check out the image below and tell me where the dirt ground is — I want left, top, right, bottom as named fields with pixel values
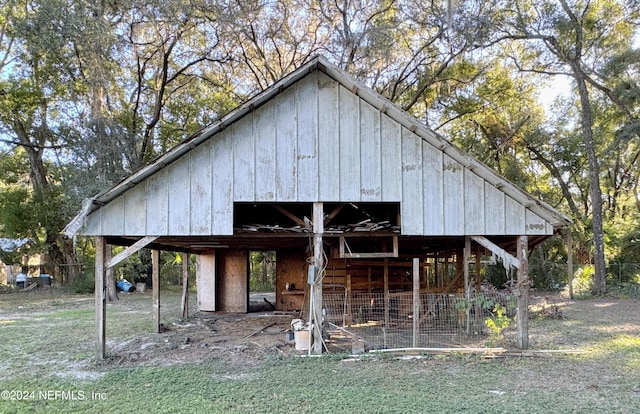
left=1, top=288, right=639, bottom=372
left=92, top=290, right=640, bottom=369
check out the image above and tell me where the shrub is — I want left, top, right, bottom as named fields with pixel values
left=72, top=272, right=94, bottom=294
left=570, top=265, right=594, bottom=299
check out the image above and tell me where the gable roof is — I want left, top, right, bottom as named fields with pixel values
left=64, top=55, right=571, bottom=238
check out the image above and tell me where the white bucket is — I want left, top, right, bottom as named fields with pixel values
left=294, top=329, right=310, bottom=351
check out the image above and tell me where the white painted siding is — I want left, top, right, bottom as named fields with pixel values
left=317, top=71, right=340, bottom=201
left=167, top=154, right=190, bottom=235
left=254, top=104, right=277, bottom=201
left=275, top=87, right=297, bottom=201
left=81, top=71, right=556, bottom=237
left=360, top=101, right=381, bottom=201
left=233, top=117, right=255, bottom=201
left=401, top=126, right=423, bottom=235
left=102, top=195, right=124, bottom=235
left=339, top=85, right=361, bottom=200
left=146, top=168, right=168, bottom=235
left=464, top=169, right=485, bottom=234
left=485, top=183, right=506, bottom=235
left=380, top=115, right=402, bottom=202
left=211, top=130, right=234, bottom=235
left=422, top=141, right=443, bottom=235
left=190, top=140, right=213, bottom=235
left=124, top=183, right=146, bottom=235
left=296, top=75, right=319, bottom=201
left=443, top=154, right=464, bottom=235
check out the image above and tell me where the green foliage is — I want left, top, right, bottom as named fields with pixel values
left=71, top=271, right=95, bottom=294
left=484, top=303, right=511, bottom=342
left=249, top=251, right=276, bottom=292
left=570, top=265, right=595, bottom=299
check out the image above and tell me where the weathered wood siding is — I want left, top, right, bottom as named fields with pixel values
left=83, top=71, right=554, bottom=237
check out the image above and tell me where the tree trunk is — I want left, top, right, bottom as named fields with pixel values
left=573, top=67, right=607, bottom=295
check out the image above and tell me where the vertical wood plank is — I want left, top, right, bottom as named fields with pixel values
left=516, top=236, right=529, bottom=349
left=423, top=141, right=444, bottom=235
left=401, top=127, right=423, bottom=234
left=505, top=196, right=525, bottom=234
left=318, top=72, right=340, bottom=201
left=464, top=170, right=485, bottom=234
left=211, top=132, right=234, bottom=235
left=233, top=117, right=256, bottom=201
left=83, top=210, right=102, bottom=235
left=146, top=168, right=169, bottom=235
left=412, top=257, right=420, bottom=348
left=168, top=154, right=191, bottom=235
left=190, top=140, right=213, bottom=235
left=254, top=104, right=277, bottom=201
left=95, top=236, right=106, bottom=361
left=339, top=85, right=360, bottom=200
left=102, top=195, right=124, bottom=235
left=124, top=183, right=146, bottom=235
left=360, top=101, right=381, bottom=201
left=443, top=154, right=464, bottom=235
left=380, top=115, right=402, bottom=201
left=525, top=210, right=549, bottom=235
left=152, top=249, right=160, bottom=333
left=196, top=252, right=216, bottom=311
left=485, top=183, right=506, bottom=235
left=275, top=88, right=297, bottom=201
left=296, top=75, right=319, bottom=201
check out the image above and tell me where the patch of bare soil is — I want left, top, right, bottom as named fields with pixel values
left=102, top=311, right=301, bottom=369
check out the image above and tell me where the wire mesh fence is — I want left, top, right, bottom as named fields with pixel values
left=323, top=290, right=516, bottom=350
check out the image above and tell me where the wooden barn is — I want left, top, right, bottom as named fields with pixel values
left=65, top=55, right=571, bottom=359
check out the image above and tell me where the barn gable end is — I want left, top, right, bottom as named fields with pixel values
left=74, top=64, right=566, bottom=238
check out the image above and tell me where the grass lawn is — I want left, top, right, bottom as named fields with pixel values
left=1, top=288, right=639, bottom=413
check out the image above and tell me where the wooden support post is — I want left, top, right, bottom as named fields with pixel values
left=95, top=236, right=107, bottom=361
left=464, top=237, right=471, bottom=333
left=516, top=236, right=529, bottom=350
left=474, top=244, right=482, bottom=293
left=312, top=202, right=324, bottom=354
left=412, top=258, right=419, bottom=348
left=181, top=252, right=189, bottom=320
left=384, top=258, right=389, bottom=331
left=474, top=244, right=482, bottom=328
left=566, top=229, right=574, bottom=300
left=105, top=246, right=118, bottom=302
left=345, top=273, right=352, bottom=326
left=152, top=249, right=160, bottom=333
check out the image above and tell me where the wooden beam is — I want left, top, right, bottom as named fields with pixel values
left=464, top=237, right=471, bottom=334
left=273, top=205, right=306, bottom=227
left=324, top=204, right=344, bottom=226
left=516, top=236, right=529, bottom=350
left=338, top=235, right=398, bottom=258
left=470, top=236, right=520, bottom=269
left=95, top=236, right=107, bottom=361
left=106, top=236, right=159, bottom=269
left=412, top=258, right=420, bottom=348
left=105, top=245, right=118, bottom=302
left=181, top=252, right=189, bottom=320
left=312, top=202, right=324, bottom=354
left=152, top=249, right=161, bottom=333
left=384, top=258, right=389, bottom=349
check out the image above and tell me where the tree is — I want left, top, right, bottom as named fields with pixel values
left=499, top=0, right=640, bottom=294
